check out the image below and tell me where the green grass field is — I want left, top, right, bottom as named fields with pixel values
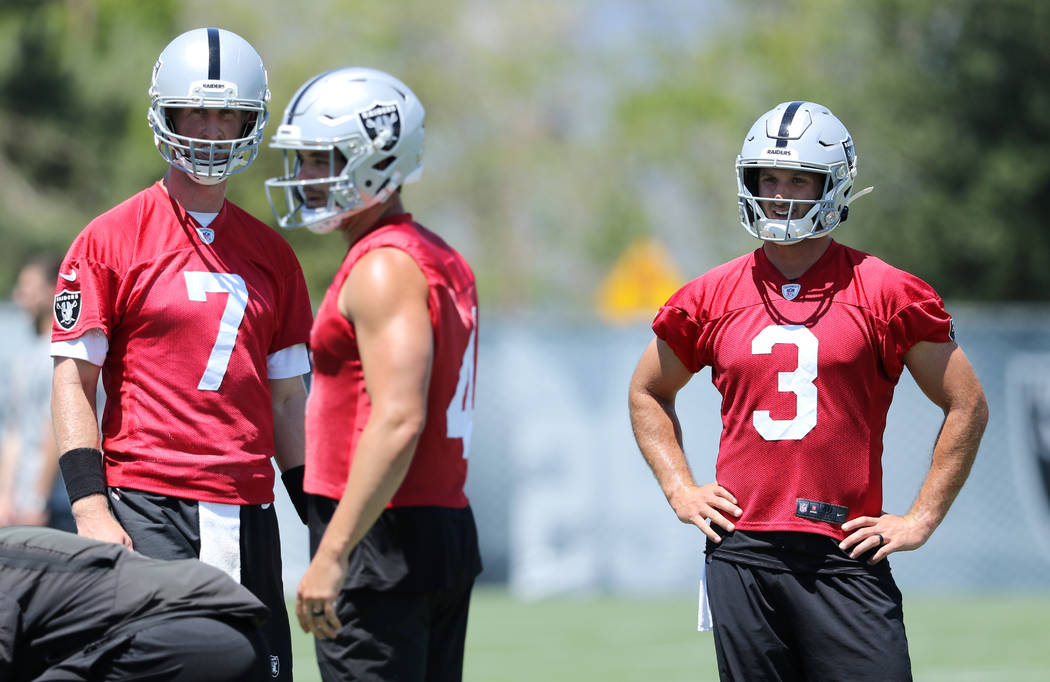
left=289, top=587, right=1050, bottom=681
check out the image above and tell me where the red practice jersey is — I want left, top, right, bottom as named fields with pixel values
left=305, top=215, right=477, bottom=508
left=52, top=182, right=313, bottom=504
left=653, top=241, right=954, bottom=539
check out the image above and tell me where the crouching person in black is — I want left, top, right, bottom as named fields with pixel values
left=0, top=526, right=272, bottom=681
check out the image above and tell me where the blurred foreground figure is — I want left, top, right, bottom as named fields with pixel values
left=267, top=67, right=481, bottom=682
left=628, top=101, right=988, bottom=681
left=0, top=526, right=270, bottom=681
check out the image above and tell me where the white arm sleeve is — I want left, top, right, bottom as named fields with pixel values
left=50, top=328, right=109, bottom=367
left=267, top=343, right=310, bottom=380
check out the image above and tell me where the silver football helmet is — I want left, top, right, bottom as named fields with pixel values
left=265, top=67, right=425, bottom=234
left=147, top=28, right=270, bottom=184
left=736, top=101, right=873, bottom=244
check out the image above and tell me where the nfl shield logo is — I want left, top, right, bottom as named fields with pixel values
left=360, top=102, right=401, bottom=151
left=781, top=283, right=802, bottom=301
left=196, top=227, right=215, bottom=244
left=54, top=290, right=81, bottom=331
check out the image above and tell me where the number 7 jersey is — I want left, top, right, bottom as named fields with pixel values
left=653, top=241, right=954, bottom=539
left=52, top=182, right=314, bottom=504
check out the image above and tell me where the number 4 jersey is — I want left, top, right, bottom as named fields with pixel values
left=654, top=240, right=954, bottom=539
left=52, top=182, right=314, bottom=504
left=305, top=216, right=477, bottom=509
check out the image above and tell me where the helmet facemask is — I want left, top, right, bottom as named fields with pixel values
left=266, top=134, right=399, bottom=234
left=151, top=104, right=267, bottom=184
left=738, top=164, right=849, bottom=243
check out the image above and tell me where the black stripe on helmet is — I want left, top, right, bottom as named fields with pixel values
left=775, top=101, right=804, bottom=148
left=207, top=28, right=220, bottom=80
left=285, top=69, right=339, bottom=124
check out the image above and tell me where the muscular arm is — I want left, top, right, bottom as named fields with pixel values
left=628, top=338, right=741, bottom=542
left=841, top=341, right=988, bottom=561
left=52, top=356, right=131, bottom=547
left=297, top=247, right=433, bottom=637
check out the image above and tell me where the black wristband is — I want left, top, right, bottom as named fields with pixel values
left=281, top=465, right=308, bottom=525
left=59, top=447, right=107, bottom=504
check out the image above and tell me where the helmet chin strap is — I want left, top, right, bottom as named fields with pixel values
left=845, top=185, right=875, bottom=206
left=184, top=170, right=227, bottom=186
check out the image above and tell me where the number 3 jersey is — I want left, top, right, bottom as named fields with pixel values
left=51, top=182, right=314, bottom=504
left=653, top=240, right=954, bottom=539
left=305, top=216, right=477, bottom=509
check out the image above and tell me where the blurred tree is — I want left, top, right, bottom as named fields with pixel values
left=1, top=0, right=1045, bottom=306
left=612, top=0, right=1050, bottom=301
left=0, top=0, right=177, bottom=294
left=860, top=0, right=1050, bottom=300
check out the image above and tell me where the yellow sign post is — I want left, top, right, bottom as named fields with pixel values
left=596, top=238, right=684, bottom=324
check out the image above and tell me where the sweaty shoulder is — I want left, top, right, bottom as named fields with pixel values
left=351, top=218, right=473, bottom=283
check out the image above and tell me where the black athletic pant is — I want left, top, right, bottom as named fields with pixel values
left=705, top=557, right=912, bottom=681
left=37, top=615, right=268, bottom=681
left=315, top=584, right=475, bottom=682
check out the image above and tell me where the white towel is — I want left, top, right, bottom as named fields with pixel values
left=198, top=501, right=242, bottom=583
left=697, top=559, right=714, bottom=632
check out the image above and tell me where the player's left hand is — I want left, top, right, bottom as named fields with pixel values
left=295, top=547, right=347, bottom=640
left=839, top=513, right=928, bottom=564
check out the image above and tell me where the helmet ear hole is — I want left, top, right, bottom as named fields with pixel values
left=240, top=112, right=257, bottom=138
left=743, top=168, right=760, bottom=195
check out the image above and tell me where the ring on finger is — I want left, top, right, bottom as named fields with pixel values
left=875, top=533, right=885, bottom=546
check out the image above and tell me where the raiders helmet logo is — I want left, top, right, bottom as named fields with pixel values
left=781, top=283, right=802, bottom=301
left=843, top=137, right=856, bottom=170
left=359, top=102, right=401, bottom=151
left=54, top=290, right=82, bottom=331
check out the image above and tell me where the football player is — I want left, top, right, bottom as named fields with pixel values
left=628, top=101, right=988, bottom=680
left=50, top=28, right=313, bottom=682
left=266, top=67, right=482, bottom=682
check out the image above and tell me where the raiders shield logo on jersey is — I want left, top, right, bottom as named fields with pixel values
left=360, top=102, right=401, bottom=151
left=54, top=290, right=81, bottom=330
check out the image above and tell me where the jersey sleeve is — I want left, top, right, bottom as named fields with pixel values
left=652, top=304, right=705, bottom=373
left=51, top=247, right=120, bottom=343
left=269, top=264, right=314, bottom=355
left=880, top=292, right=954, bottom=379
